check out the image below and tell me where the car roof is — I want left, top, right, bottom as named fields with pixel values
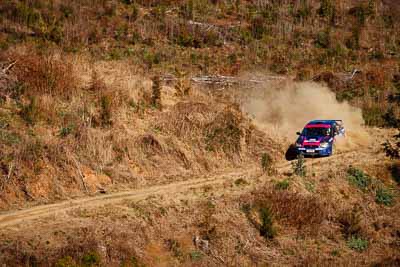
left=307, top=120, right=336, bottom=126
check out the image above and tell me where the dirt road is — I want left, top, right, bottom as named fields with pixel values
left=0, top=148, right=375, bottom=229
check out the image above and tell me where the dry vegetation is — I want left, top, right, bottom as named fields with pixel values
left=0, top=0, right=400, bottom=266
left=1, top=0, right=399, bottom=122
left=0, top=160, right=399, bottom=266
left=0, top=48, right=281, bottom=210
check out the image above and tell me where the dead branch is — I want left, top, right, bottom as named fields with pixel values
left=70, top=156, right=89, bottom=194
left=162, top=74, right=284, bottom=86
left=1, top=61, right=17, bottom=74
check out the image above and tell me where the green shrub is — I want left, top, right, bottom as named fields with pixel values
left=81, top=251, right=101, bottom=266
left=275, top=179, right=290, bottom=190
left=375, top=187, right=394, bottom=206
left=345, top=27, right=361, bottom=50
left=382, top=108, right=400, bottom=128
left=318, top=0, right=335, bottom=20
left=259, top=206, right=276, bottom=239
left=305, top=181, right=315, bottom=193
left=384, top=131, right=400, bottom=159
left=362, top=106, right=386, bottom=127
left=60, top=4, right=74, bottom=18
left=55, top=256, right=77, bottom=267
left=165, top=239, right=183, bottom=259
left=12, top=2, right=41, bottom=27
left=151, top=75, right=162, bottom=110
left=249, top=15, right=266, bottom=40
left=234, top=178, right=249, bottom=186
left=59, top=125, right=74, bottom=138
left=347, top=236, right=368, bottom=252
left=190, top=251, right=203, bottom=261
left=292, top=154, right=306, bottom=177
left=292, top=0, right=312, bottom=23
left=368, top=50, right=385, bottom=61
left=261, top=4, right=278, bottom=24
left=19, top=96, right=39, bottom=125
left=100, top=94, right=112, bottom=126
left=315, top=30, right=330, bottom=49
left=143, top=49, right=161, bottom=69
left=181, top=0, right=194, bottom=19
left=347, top=167, right=371, bottom=191
left=261, top=153, right=272, bottom=173
left=130, top=4, right=139, bottom=22
left=348, top=4, right=373, bottom=25
left=339, top=209, right=362, bottom=239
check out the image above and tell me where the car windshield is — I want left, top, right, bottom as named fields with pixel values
left=303, top=127, right=330, bottom=137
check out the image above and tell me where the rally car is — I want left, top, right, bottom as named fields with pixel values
left=295, top=120, right=345, bottom=157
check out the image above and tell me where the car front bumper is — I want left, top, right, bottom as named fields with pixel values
left=297, top=146, right=331, bottom=156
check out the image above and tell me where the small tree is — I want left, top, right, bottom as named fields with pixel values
left=174, top=69, right=191, bottom=97
left=151, top=75, right=162, bottom=110
left=292, top=154, right=306, bottom=177
left=384, top=131, right=400, bottom=159
left=261, top=153, right=273, bottom=174
left=383, top=90, right=400, bottom=159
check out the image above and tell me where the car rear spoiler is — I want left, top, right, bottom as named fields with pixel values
left=333, top=120, right=345, bottom=136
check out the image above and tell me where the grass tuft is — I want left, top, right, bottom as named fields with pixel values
left=347, top=167, right=371, bottom=191
left=347, top=236, right=368, bottom=252
left=375, top=187, right=394, bottom=206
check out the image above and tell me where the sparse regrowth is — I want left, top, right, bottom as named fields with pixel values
left=261, top=152, right=273, bottom=174
left=347, top=167, right=371, bottom=191
left=151, top=75, right=162, bottom=110
left=258, top=206, right=276, bottom=239
left=375, top=187, right=394, bottom=206
left=275, top=179, right=290, bottom=190
left=292, top=154, right=306, bottom=177
left=347, top=236, right=368, bottom=252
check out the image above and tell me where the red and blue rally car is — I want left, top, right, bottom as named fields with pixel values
left=295, top=120, right=345, bottom=157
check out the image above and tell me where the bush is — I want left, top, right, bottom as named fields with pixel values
left=347, top=236, right=368, bottom=252
left=375, top=187, right=394, bottom=206
left=292, top=154, right=306, bottom=177
left=362, top=106, right=387, bottom=127
left=249, top=15, right=266, bottom=40
left=13, top=53, right=76, bottom=98
left=151, top=75, right=162, bottom=110
left=315, top=30, right=330, bottom=49
left=100, top=94, right=113, bottom=126
left=261, top=152, right=273, bottom=173
left=382, top=108, right=400, bottom=128
left=205, top=108, right=243, bottom=155
left=55, top=256, right=77, bottom=267
left=59, top=125, right=74, bottom=138
left=338, top=209, right=362, bottom=239
left=318, top=0, right=336, bottom=21
left=383, top=131, right=400, bottom=159
left=254, top=188, right=327, bottom=230
left=81, top=251, right=101, bottom=266
left=345, top=27, right=360, bottom=50
left=174, top=70, right=191, bottom=97
left=190, top=251, right=203, bottom=261
left=275, top=179, right=290, bottom=190
left=259, top=206, right=276, bottom=239
left=292, top=0, right=312, bottom=23
left=19, top=96, right=39, bottom=125
left=234, top=178, right=248, bottom=186
left=347, top=167, right=371, bottom=191
left=348, top=4, right=373, bottom=25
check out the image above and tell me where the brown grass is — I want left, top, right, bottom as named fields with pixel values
left=11, top=52, right=77, bottom=98
left=252, top=186, right=328, bottom=233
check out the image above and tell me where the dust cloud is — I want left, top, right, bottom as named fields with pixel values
left=241, top=80, right=370, bottom=150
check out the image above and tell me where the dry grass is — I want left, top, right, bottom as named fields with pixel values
left=0, top=49, right=281, bottom=209
left=252, top=186, right=328, bottom=233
